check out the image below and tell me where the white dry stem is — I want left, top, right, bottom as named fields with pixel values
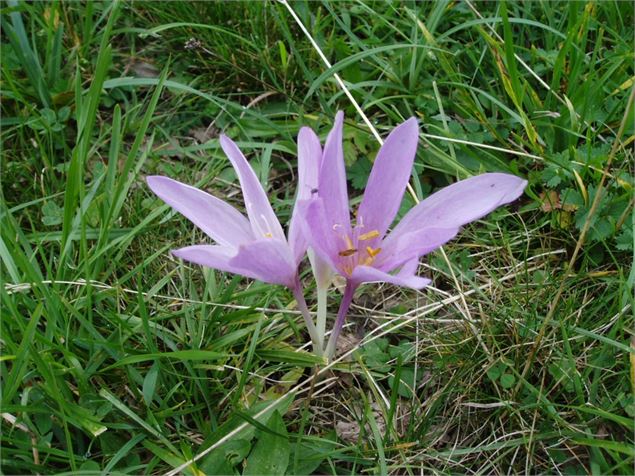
left=1, top=412, right=40, bottom=467
left=276, top=0, right=383, bottom=144
left=5, top=279, right=309, bottom=316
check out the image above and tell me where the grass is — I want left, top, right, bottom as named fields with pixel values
left=1, top=0, right=633, bottom=474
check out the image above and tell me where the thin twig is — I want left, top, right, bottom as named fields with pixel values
left=5, top=279, right=307, bottom=315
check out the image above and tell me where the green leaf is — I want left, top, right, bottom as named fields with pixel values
left=2, top=304, right=44, bottom=403
left=486, top=363, right=504, bottom=382
left=3, top=0, right=52, bottom=107
left=101, top=350, right=229, bottom=371
left=277, top=40, right=288, bottom=72
left=388, top=368, right=418, bottom=398
left=362, top=339, right=391, bottom=373
left=548, top=360, right=575, bottom=393
left=348, top=156, right=372, bottom=190
left=244, top=410, right=290, bottom=476
left=79, top=460, right=101, bottom=472
left=290, top=437, right=335, bottom=475
left=572, top=438, right=635, bottom=457
left=142, top=361, right=160, bottom=406
left=561, top=188, right=584, bottom=208
left=541, top=166, right=564, bottom=188
left=41, top=201, right=63, bottom=226
left=572, top=327, right=635, bottom=355
left=256, top=349, right=324, bottom=366
left=616, top=226, right=633, bottom=250
left=500, top=373, right=516, bottom=389
left=388, top=341, right=412, bottom=360
left=142, top=440, right=201, bottom=476
left=199, top=439, right=251, bottom=475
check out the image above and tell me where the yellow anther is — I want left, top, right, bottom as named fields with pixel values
left=264, top=232, right=273, bottom=238
left=362, top=256, right=374, bottom=266
left=339, top=248, right=358, bottom=257
left=365, top=246, right=381, bottom=258
left=358, top=230, right=380, bottom=241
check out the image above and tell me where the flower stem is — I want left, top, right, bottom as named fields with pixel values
left=292, top=280, right=323, bottom=357
left=315, top=284, right=328, bottom=349
left=325, top=281, right=356, bottom=361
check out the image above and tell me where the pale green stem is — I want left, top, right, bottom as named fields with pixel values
left=315, top=284, right=328, bottom=350
left=325, top=281, right=357, bottom=361
left=292, top=278, right=322, bottom=357
left=308, top=248, right=332, bottom=354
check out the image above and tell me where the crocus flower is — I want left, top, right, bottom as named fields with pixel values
left=147, top=134, right=323, bottom=352
left=288, top=126, right=335, bottom=349
left=300, top=112, right=527, bottom=358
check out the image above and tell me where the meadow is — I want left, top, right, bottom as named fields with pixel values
left=1, top=1, right=633, bottom=474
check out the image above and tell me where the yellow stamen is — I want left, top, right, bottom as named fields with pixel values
left=358, top=230, right=380, bottom=241
left=264, top=232, right=273, bottom=238
left=339, top=248, right=358, bottom=257
left=362, top=256, right=374, bottom=266
left=344, top=234, right=354, bottom=250
left=366, top=246, right=381, bottom=258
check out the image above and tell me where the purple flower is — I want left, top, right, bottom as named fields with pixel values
left=147, top=135, right=303, bottom=288
left=146, top=134, right=326, bottom=351
left=288, top=126, right=336, bottom=349
left=299, top=112, right=527, bottom=357
left=287, top=126, right=323, bottom=268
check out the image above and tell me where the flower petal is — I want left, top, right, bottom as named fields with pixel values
left=288, top=126, right=322, bottom=263
left=351, top=265, right=431, bottom=289
left=377, top=227, right=460, bottom=272
left=397, top=257, right=420, bottom=278
left=297, top=198, right=342, bottom=273
left=386, top=173, right=527, bottom=246
left=147, top=176, right=253, bottom=247
left=228, top=239, right=298, bottom=288
left=220, top=135, right=286, bottom=241
left=308, top=249, right=334, bottom=290
left=318, top=111, right=351, bottom=236
left=357, top=117, right=419, bottom=239
left=173, top=239, right=297, bottom=288
left=296, top=126, right=322, bottom=201
left=172, top=244, right=244, bottom=274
